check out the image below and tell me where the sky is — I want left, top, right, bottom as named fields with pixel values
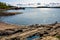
left=0, top=0, right=60, bottom=6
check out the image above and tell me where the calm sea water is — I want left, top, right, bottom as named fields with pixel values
left=0, top=8, right=60, bottom=25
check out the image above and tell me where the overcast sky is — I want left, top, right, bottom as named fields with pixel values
left=0, top=0, right=60, bottom=6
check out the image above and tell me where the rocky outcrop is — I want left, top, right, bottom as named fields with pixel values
left=10, top=7, right=25, bottom=10
left=0, top=29, right=23, bottom=36
left=0, top=22, right=60, bottom=40
left=0, top=12, right=22, bottom=16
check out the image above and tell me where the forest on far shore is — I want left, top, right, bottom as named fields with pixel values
left=0, top=2, right=13, bottom=9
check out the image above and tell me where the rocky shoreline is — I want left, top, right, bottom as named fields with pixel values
left=0, top=22, right=60, bottom=40
left=0, top=12, right=22, bottom=16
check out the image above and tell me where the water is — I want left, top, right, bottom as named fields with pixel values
left=27, top=35, right=40, bottom=40
left=0, top=8, right=60, bottom=25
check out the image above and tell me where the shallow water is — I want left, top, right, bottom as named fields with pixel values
left=0, top=8, right=60, bottom=25
left=27, top=35, right=40, bottom=40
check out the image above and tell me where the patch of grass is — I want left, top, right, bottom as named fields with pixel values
left=56, top=35, right=60, bottom=39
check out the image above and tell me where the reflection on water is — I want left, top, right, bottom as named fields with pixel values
left=0, top=8, right=60, bottom=25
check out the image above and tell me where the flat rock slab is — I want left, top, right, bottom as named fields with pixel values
left=0, top=22, right=21, bottom=30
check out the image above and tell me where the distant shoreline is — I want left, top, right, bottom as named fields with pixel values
left=16, top=6, right=60, bottom=8
left=0, top=6, right=60, bottom=10
left=36, top=6, right=60, bottom=8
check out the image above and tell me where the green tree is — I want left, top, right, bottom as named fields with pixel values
left=0, top=2, right=10, bottom=9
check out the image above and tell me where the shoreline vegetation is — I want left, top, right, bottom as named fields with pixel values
left=0, top=2, right=14, bottom=10
left=0, top=2, right=26, bottom=10
left=0, top=2, right=25, bottom=10
left=0, top=22, right=60, bottom=40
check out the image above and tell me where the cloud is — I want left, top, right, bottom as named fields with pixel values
left=0, top=0, right=60, bottom=6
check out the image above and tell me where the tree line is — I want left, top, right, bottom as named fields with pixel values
left=0, top=2, right=12, bottom=9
